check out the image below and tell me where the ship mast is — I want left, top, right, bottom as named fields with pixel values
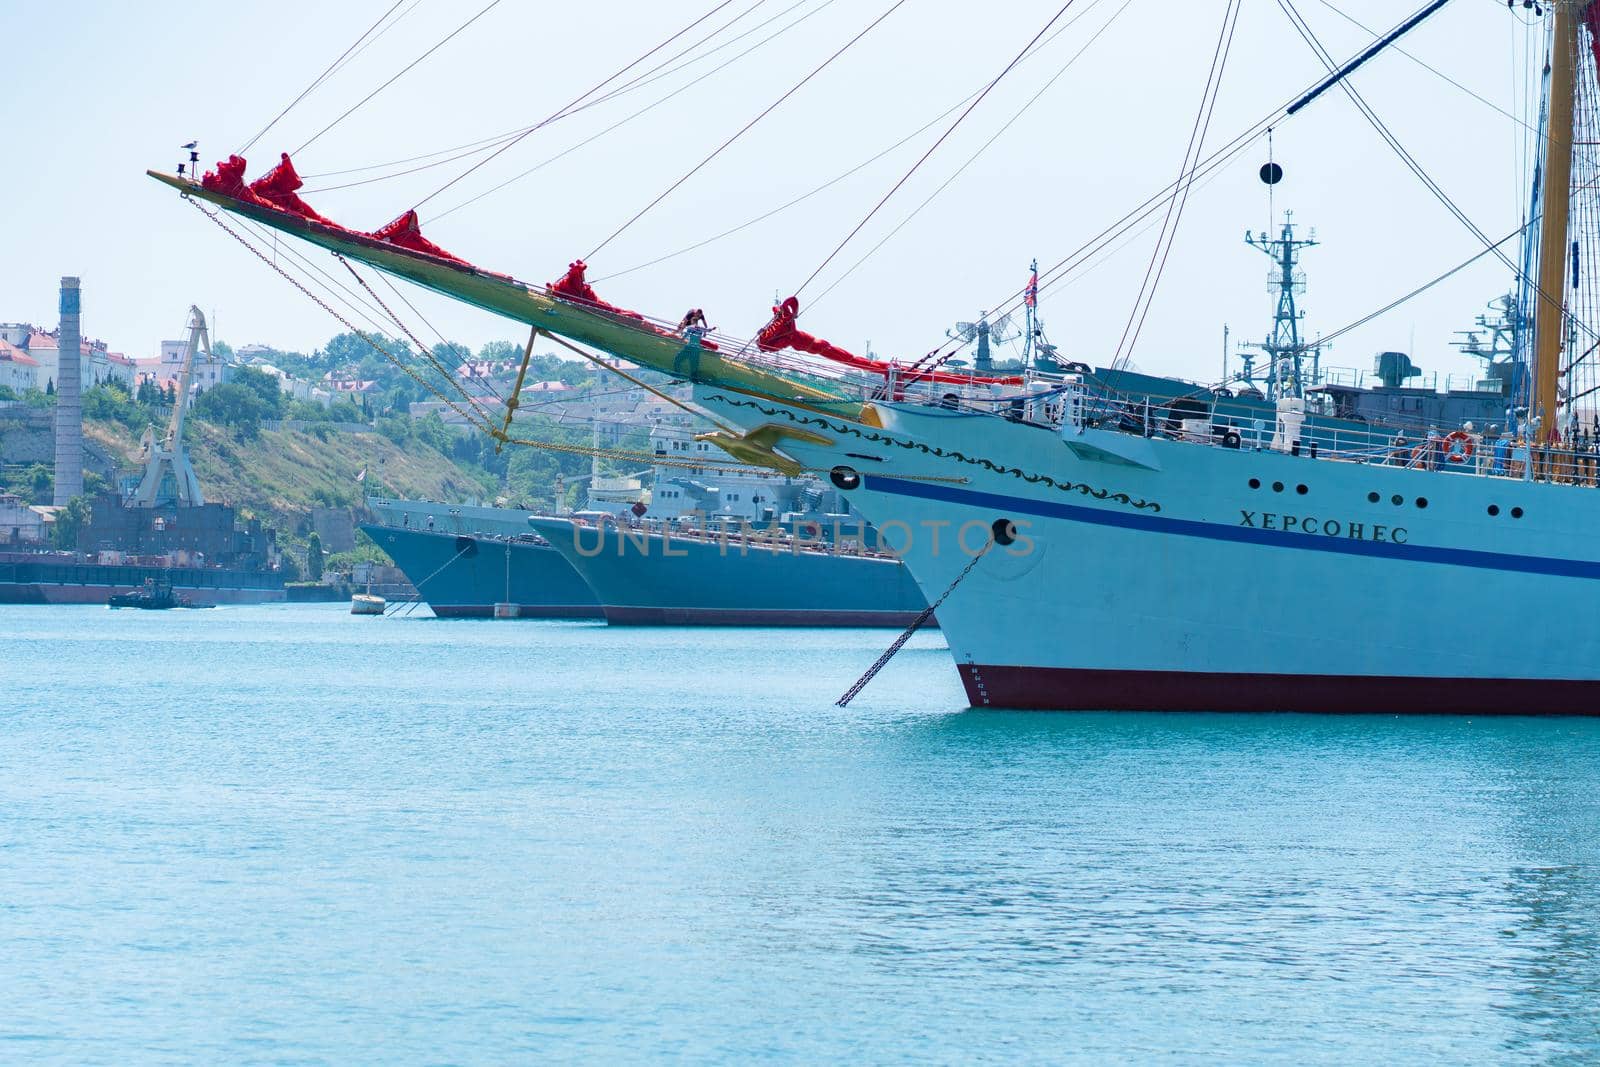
left=1533, top=4, right=1579, bottom=446
left=1244, top=212, right=1321, bottom=401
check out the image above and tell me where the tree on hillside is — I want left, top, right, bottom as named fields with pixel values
left=477, top=340, right=521, bottom=363
left=434, top=341, right=471, bottom=367
left=25, top=463, right=52, bottom=504
left=53, top=495, right=89, bottom=550
left=193, top=381, right=270, bottom=438
left=321, top=331, right=408, bottom=372
left=306, top=531, right=324, bottom=581
left=230, top=366, right=286, bottom=417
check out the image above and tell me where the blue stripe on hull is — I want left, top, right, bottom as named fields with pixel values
left=870, top=476, right=1600, bottom=581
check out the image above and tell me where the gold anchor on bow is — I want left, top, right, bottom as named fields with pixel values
left=693, top=423, right=835, bottom=476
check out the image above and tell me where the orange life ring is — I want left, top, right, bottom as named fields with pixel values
left=1444, top=430, right=1475, bottom=463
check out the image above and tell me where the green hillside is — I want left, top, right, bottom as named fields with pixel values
left=89, top=416, right=491, bottom=531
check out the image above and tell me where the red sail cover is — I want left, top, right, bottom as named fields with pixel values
left=198, top=154, right=470, bottom=266
left=371, top=210, right=468, bottom=265
left=547, top=260, right=644, bottom=323
left=201, top=155, right=275, bottom=210
left=757, top=296, right=1021, bottom=386
left=1586, top=3, right=1600, bottom=80
left=247, top=153, right=335, bottom=226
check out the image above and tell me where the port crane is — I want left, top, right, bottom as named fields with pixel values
left=132, top=306, right=209, bottom=508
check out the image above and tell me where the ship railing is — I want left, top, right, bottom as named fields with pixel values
left=1153, top=417, right=1600, bottom=487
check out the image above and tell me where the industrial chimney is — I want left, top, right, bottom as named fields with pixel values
left=53, top=276, right=83, bottom=505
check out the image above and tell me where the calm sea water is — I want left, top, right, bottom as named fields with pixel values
left=2, top=603, right=1598, bottom=1063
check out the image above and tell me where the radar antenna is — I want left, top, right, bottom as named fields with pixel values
left=946, top=311, right=1024, bottom=374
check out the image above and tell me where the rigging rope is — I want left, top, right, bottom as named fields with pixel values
left=189, top=199, right=497, bottom=433
left=295, top=0, right=508, bottom=156
left=1276, top=0, right=1596, bottom=346
left=534, top=330, right=738, bottom=435
left=594, top=0, right=1118, bottom=284
left=584, top=0, right=913, bottom=261
left=334, top=256, right=500, bottom=417
left=948, top=0, right=1506, bottom=358
left=1111, top=0, right=1243, bottom=372
left=1309, top=0, right=1532, bottom=133
left=794, top=0, right=1081, bottom=299
left=240, top=0, right=409, bottom=155
left=412, top=1, right=740, bottom=213
left=302, top=0, right=809, bottom=187
left=835, top=538, right=992, bottom=707
left=429, top=0, right=841, bottom=222
left=810, top=0, right=1136, bottom=308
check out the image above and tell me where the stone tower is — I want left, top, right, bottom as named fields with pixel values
left=53, top=276, right=83, bottom=504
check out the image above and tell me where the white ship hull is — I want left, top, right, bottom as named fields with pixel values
left=697, top=388, right=1600, bottom=713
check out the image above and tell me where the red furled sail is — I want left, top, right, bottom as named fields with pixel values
left=201, top=155, right=274, bottom=210
left=757, top=296, right=1021, bottom=386
left=547, top=260, right=644, bottom=323
left=371, top=210, right=468, bottom=265
left=197, top=153, right=470, bottom=266
left=247, top=153, right=335, bottom=226
left=1585, top=2, right=1600, bottom=80
left=757, top=297, right=862, bottom=366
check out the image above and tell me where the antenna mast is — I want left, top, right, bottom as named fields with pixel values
left=1244, top=212, right=1320, bottom=401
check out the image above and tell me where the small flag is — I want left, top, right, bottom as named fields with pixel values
left=1024, top=260, right=1038, bottom=309
left=356, top=468, right=367, bottom=483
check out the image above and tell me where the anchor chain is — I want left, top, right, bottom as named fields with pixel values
left=835, top=538, right=992, bottom=707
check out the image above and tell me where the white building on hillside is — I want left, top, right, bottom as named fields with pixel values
left=158, top=337, right=232, bottom=392
left=0, top=339, right=37, bottom=393
left=25, top=331, right=119, bottom=391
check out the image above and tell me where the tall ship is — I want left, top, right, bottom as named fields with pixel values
left=154, top=1, right=1600, bottom=709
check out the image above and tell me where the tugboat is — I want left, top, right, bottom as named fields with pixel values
left=107, top=577, right=211, bottom=610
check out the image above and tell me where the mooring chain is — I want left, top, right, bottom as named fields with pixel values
left=835, top=538, right=993, bottom=707
left=384, top=537, right=476, bottom=617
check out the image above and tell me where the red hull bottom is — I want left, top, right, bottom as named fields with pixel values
left=962, top=664, right=1600, bottom=715
left=429, top=604, right=603, bottom=619
left=605, top=606, right=928, bottom=627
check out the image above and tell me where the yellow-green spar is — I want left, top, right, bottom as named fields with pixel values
left=148, top=171, right=877, bottom=427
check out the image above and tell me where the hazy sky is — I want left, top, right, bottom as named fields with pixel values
left=0, top=0, right=1549, bottom=388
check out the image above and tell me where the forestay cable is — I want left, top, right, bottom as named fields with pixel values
left=1111, top=0, right=1242, bottom=370
left=430, top=0, right=842, bottom=222
left=412, top=0, right=741, bottom=212
left=302, top=0, right=803, bottom=185
left=295, top=0, right=508, bottom=156
left=585, top=0, right=914, bottom=261
left=240, top=0, right=409, bottom=155
left=794, top=0, right=1080, bottom=299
